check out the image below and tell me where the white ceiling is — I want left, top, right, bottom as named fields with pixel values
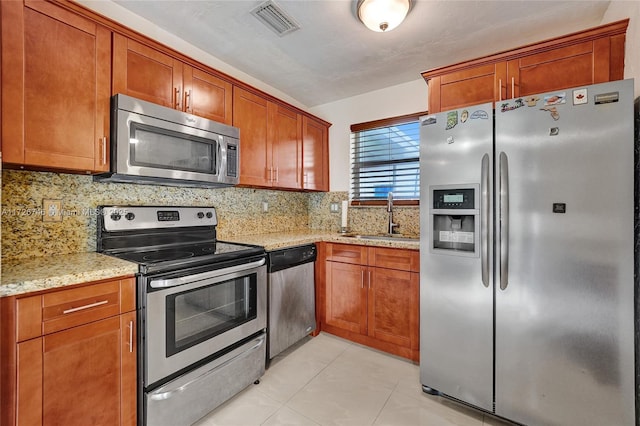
left=112, top=0, right=611, bottom=108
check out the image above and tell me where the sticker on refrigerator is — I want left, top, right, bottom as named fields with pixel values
left=445, top=111, right=458, bottom=130
left=524, top=96, right=540, bottom=107
left=573, top=89, right=588, bottom=105
left=500, top=98, right=524, bottom=112
left=543, top=93, right=566, bottom=106
left=421, top=116, right=437, bottom=126
left=540, top=106, right=560, bottom=121
left=470, top=110, right=489, bottom=120
left=460, top=110, right=469, bottom=123
left=439, top=231, right=474, bottom=244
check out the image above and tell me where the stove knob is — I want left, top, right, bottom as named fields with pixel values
left=110, top=213, right=121, bottom=221
left=197, top=212, right=205, bottom=219
left=206, top=212, right=213, bottom=219
left=125, top=212, right=135, bottom=221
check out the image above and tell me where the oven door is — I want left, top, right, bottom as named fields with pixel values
left=144, top=257, right=266, bottom=387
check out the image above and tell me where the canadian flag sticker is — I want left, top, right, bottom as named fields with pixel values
left=573, top=88, right=588, bottom=105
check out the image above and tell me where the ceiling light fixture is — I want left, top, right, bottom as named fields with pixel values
left=357, top=0, right=412, bottom=32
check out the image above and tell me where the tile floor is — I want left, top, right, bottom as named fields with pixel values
left=194, top=333, right=513, bottom=426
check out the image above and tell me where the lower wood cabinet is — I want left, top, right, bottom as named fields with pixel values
left=1, top=276, right=137, bottom=426
left=317, top=243, right=419, bottom=361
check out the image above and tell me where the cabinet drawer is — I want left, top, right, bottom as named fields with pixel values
left=326, top=243, right=368, bottom=264
left=16, top=277, right=136, bottom=340
left=369, top=247, right=419, bottom=272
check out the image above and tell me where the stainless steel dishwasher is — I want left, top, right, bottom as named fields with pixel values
left=267, top=244, right=317, bottom=361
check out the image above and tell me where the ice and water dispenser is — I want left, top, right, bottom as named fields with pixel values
left=430, top=185, right=479, bottom=256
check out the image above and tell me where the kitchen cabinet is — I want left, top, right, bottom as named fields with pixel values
left=0, top=277, right=137, bottom=426
left=112, top=34, right=233, bottom=125
left=423, top=19, right=628, bottom=113
left=233, top=86, right=303, bottom=190
left=302, top=116, right=329, bottom=191
left=319, top=243, right=419, bottom=361
left=1, top=0, right=111, bottom=173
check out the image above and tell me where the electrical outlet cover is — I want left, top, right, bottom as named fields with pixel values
left=43, top=199, right=62, bottom=222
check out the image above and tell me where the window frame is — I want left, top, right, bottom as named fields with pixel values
left=349, top=111, right=427, bottom=206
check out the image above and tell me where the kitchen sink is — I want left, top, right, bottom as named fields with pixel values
left=341, top=233, right=419, bottom=242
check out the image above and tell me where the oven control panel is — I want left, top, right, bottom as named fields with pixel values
left=101, top=206, right=218, bottom=231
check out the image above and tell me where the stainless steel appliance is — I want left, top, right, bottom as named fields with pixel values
left=267, top=244, right=317, bottom=362
left=419, top=79, right=635, bottom=425
left=97, top=206, right=267, bottom=426
left=95, top=94, right=239, bottom=187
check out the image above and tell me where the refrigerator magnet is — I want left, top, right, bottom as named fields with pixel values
left=540, top=106, right=560, bottom=121
left=543, top=93, right=566, bottom=106
left=524, top=96, right=540, bottom=107
left=461, top=110, right=469, bottom=123
left=573, top=89, right=588, bottom=105
left=470, top=110, right=489, bottom=119
left=446, top=111, right=458, bottom=130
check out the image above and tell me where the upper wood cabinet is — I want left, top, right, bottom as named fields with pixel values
left=423, top=19, right=628, bottom=113
left=112, top=34, right=233, bottom=125
left=1, top=0, right=111, bottom=173
left=302, top=116, right=329, bottom=191
left=233, top=86, right=330, bottom=191
left=233, top=86, right=302, bottom=190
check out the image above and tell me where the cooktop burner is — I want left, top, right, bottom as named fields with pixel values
left=97, top=206, right=266, bottom=274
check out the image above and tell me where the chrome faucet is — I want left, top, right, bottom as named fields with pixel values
left=387, top=192, right=398, bottom=234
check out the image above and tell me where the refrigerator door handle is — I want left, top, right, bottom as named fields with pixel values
left=481, top=153, right=490, bottom=288
left=499, top=151, right=509, bottom=290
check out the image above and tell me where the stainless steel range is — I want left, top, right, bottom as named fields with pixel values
left=97, top=206, right=267, bottom=426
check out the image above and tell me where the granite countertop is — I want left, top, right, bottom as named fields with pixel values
left=228, top=230, right=420, bottom=251
left=1, top=230, right=418, bottom=298
left=1, top=252, right=139, bottom=298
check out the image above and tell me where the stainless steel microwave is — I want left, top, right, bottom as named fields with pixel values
left=94, top=94, right=239, bottom=187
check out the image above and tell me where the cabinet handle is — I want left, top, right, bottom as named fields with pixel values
left=268, top=166, right=273, bottom=182
left=361, top=270, right=364, bottom=289
left=368, top=271, right=371, bottom=289
left=499, top=79, right=503, bottom=101
left=303, top=173, right=308, bottom=187
left=101, top=137, right=107, bottom=165
left=62, top=300, right=109, bottom=315
left=511, top=77, right=515, bottom=99
left=184, top=89, right=191, bottom=112
left=128, top=320, right=134, bottom=353
left=275, top=167, right=279, bottom=183
left=174, top=87, right=181, bottom=109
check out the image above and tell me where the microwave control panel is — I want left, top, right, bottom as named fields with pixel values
left=227, top=144, right=237, bottom=177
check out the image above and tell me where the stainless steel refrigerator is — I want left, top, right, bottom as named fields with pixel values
left=419, top=79, right=635, bottom=425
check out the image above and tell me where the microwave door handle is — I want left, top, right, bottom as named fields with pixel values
left=218, top=136, right=226, bottom=178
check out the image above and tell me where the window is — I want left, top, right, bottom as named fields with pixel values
left=350, top=112, right=425, bottom=205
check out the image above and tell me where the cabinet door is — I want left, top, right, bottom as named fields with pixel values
left=302, top=116, right=329, bottom=191
left=325, top=262, right=367, bottom=334
left=233, top=87, right=271, bottom=187
left=429, top=63, right=506, bottom=113
left=368, top=268, right=419, bottom=350
left=271, top=104, right=302, bottom=190
left=113, top=33, right=183, bottom=109
left=507, top=40, right=605, bottom=98
left=183, top=66, right=233, bottom=124
left=1, top=0, right=111, bottom=172
left=41, top=315, right=136, bottom=425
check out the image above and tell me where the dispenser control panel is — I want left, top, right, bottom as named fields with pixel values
left=433, top=188, right=475, bottom=209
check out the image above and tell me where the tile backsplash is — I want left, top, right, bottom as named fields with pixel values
left=1, top=170, right=419, bottom=260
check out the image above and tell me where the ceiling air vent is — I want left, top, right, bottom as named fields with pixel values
left=251, top=0, right=301, bottom=37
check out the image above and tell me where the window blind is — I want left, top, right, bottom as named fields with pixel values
left=350, top=113, right=423, bottom=204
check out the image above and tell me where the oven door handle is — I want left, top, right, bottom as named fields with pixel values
left=148, top=334, right=266, bottom=401
left=149, top=258, right=266, bottom=288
